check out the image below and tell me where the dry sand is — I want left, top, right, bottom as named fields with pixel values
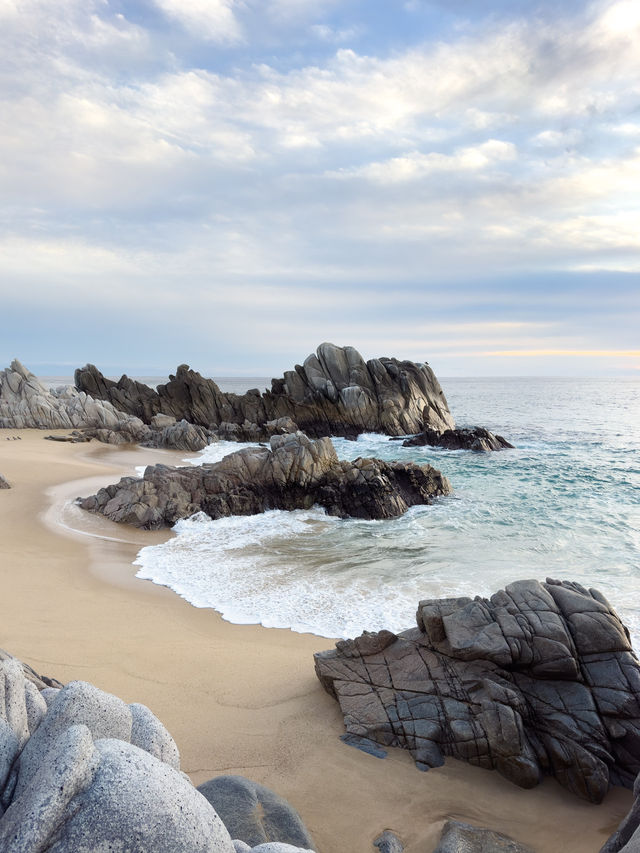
left=0, top=430, right=632, bottom=852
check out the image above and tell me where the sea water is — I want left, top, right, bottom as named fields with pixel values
left=131, top=377, right=640, bottom=640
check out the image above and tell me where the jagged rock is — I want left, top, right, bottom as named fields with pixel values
left=403, top=427, right=514, bottom=451
left=78, top=432, right=452, bottom=529
left=0, top=474, right=10, bottom=489
left=197, top=775, right=315, bottom=849
left=0, top=360, right=149, bottom=438
left=433, top=820, right=534, bottom=852
left=374, top=829, right=404, bottom=852
left=76, top=343, right=455, bottom=439
left=140, top=418, right=213, bottom=451
left=314, top=579, right=640, bottom=803
left=212, top=417, right=299, bottom=443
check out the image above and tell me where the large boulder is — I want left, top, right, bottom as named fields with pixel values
left=197, top=776, right=315, bottom=850
left=76, top=343, right=455, bottom=439
left=78, top=432, right=452, bottom=529
left=314, top=579, right=640, bottom=803
left=0, top=653, right=317, bottom=853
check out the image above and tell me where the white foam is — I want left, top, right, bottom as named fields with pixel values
left=185, top=440, right=262, bottom=466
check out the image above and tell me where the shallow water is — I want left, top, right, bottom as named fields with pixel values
left=134, top=377, right=640, bottom=641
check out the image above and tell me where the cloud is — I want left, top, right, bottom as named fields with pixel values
left=151, top=0, right=243, bottom=43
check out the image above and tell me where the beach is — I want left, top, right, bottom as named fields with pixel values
left=0, top=430, right=633, bottom=853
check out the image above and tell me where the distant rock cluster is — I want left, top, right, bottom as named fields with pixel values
left=75, top=342, right=456, bottom=439
left=315, top=578, right=640, bottom=804
left=79, top=432, right=452, bottom=529
left=0, top=650, right=315, bottom=853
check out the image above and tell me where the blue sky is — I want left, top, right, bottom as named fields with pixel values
left=1, top=0, right=639, bottom=377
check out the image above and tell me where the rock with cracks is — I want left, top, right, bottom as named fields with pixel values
left=314, top=578, right=640, bottom=803
left=75, top=342, right=455, bottom=439
left=78, top=432, right=452, bottom=529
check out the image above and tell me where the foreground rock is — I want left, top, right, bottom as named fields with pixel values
left=79, top=432, right=452, bottom=529
left=315, top=578, right=640, bottom=803
left=403, top=426, right=514, bottom=451
left=197, top=776, right=315, bottom=850
left=0, top=652, right=316, bottom=852
left=601, top=774, right=640, bottom=852
left=0, top=474, right=9, bottom=489
left=76, top=342, right=455, bottom=439
left=433, top=820, right=534, bottom=852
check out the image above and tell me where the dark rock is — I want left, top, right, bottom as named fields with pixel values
left=197, top=775, right=315, bottom=850
left=140, top=418, right=213, bottom=452
left=79, top=432, right=452, bottom=529
left=314, top=578, right=640, bottom=803
left=433, top=820, right=534, bottom=852
left=75, top=343, right=455, bottom=439
left=0, top=474, right=10, bottom=489
left=374, top=830, right=404, bottom=853
left=403, top=427, right=514, bottom=451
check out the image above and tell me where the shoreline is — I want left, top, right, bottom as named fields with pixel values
left=0, top=430, right=633, bottom=852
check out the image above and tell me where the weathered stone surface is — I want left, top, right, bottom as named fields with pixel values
left=76, top=342, right=455, bottom=438
left=198, top=775, right=315, bottom=850
left=315, top=579, right=640, bottom=803
left=433, top=820, right=535, bottom=852
left=0, top=360, right=149, bottom=438
left=403, top=426, right=514, bottom=451
left=79, top=432, right=452, bottom=529
left=0, top=647, right=63, bottom=690
left=0, top=473, right=9, bottom=489
left=212, top=417, right=299, bottom=443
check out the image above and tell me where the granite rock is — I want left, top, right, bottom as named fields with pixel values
left=315, top=578, right=640, bottom=803
left=403, top=426, right=514, bottom=451
left=197, top=775, right=315, bottom=849
left=433, top=819, right=535, bottom=852
left=76, top=343, right=455, bottom=439
left=374, top=829, right=404, bottom=852
left=79, top=432, right=452, bottom=529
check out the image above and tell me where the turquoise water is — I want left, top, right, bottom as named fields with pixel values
left=134, top=377, right=640, bottom=640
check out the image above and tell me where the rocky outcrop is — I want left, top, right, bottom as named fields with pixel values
left=76, top=343, right=455, bottom=439
left=374, top=830, right=404, bottom=852
left=0, top=474, right=9, bottom=489
left=0, top=652, right=316, bottom=853
left=197, top=776, right=315, bottom=850
left=433, top=820, right=534, bottom=852
left=403, top=427, right=514, bottom=451
left=314, top=578, right=640, bottom=803
left=0, top=360, right=148, bottom=437
left=79, top=432, right=451, bottom=529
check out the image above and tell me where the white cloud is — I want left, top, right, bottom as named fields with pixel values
left=151, top=0, right=243, bottom=43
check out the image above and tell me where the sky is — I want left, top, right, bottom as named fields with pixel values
left=1, top=0, right=639, bottom=377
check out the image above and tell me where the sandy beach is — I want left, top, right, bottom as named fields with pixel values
left=0, top=430, right=633, bottom=852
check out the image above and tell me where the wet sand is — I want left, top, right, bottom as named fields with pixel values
left=0, top=430, right=632, bottom=852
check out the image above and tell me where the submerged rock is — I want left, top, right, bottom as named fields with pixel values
left=433, top=820, right=534, bottom=852
left=79, top=432, right=452, bottom=529
left=314, top=578, right=640, bottom=803
left=75, top=342, right=455, bottom=439
left=403, top=426, right=514, bottom=451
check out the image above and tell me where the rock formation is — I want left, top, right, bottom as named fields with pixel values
left=601, top=773, right=640, bottom=852
left=403, top=426, right=514, bottom=452
left=0, top=651, right=315, bottom=852
left=79, top=432, right=452, bottom=529
left=75, top=342, right=455, bottom=439
left=0, top=474, right=10, bottom=489
left=314, top=578, right=640, bottom=803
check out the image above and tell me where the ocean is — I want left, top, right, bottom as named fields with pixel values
left=130, top=376, right=640, bottom=642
